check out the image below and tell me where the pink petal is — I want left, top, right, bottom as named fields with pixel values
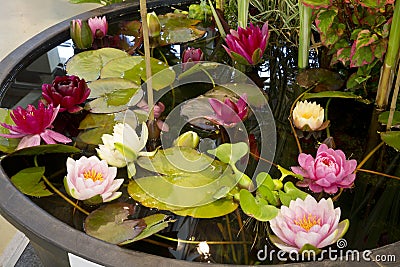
left=17, top=134, right=41, bottom=150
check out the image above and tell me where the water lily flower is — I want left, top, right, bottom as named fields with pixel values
left=96, top=122, right=154, bottom=177
left=292, top=100, right=325, bottom=131
left=292, top=144, right=357, bottom=194
left=223, top=22, right=269, bottom=65
left=182, top=47, right=204, bottom=71
left=269, top=195, right=349, bottom=252
left=42, top=75, right=91, bottom=113
left=70, top=19, right=93, bottom=49
left=88, top=16, right=108, bottom=39
left=0, top=103, right=71, bottom=150
left=147, top=12, right=161, bottom=38
left=207, top=94, right=248, bottom=127
left=136, top=100, right=168, bottom=131
left=64, top=156, right=123, bottom=203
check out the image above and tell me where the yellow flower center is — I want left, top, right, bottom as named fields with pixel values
left=294, top=214, right=321, bottom=231
left=83, top=169, right=103, bottom=181
left=302, top=112, right=313, bottom=119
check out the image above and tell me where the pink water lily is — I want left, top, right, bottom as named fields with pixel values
left=88, top=16, right=108, bottom=39
left=291, top=144, right=357, bottom=194
left=223, top=22, right=269, bottom=65
left=207, top=94, right=248, bottom=127
left=269, top=195, right=349, bottom=252
left=0, top=103, right=71, bottom=150
left=64, top=156, right=123, bottom=202
left=182, top=47, right=204, bottom=71
left=42, top=75, right=91, bottom=113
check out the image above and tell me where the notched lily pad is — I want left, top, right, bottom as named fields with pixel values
left=296, top=69, right=344, bottom=92
left=239, top=189, right=279, bottom=221
left=66, top=48, right=129, bottom=81
left=279, top=182, right=309, bottom=207
left=10, top=167, right=53, bottom=197
left=84, top=203, right=146, bottom=245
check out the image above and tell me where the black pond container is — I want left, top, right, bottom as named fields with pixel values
left=0, top=1, right=399, bottom=267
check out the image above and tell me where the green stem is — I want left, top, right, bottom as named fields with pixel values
left=298, top=2, right=312, bottom=69
left=225, top=215, right=237, bottom=262
left=235, top=209, right=248, bottom=264
left=208, top=0, right=226, bottom=38
left=376, top=0, right=400, bottom=109
left=200, top=67, right=216, bottom=87
left=238, top=0, right=250, bottom=28
left=325, top=98, right=332, bottom=138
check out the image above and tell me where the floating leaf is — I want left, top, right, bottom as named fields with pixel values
left=277, top=165, right=303, bottom=181
left=84, top=203, right=146, bottom=245
left=8, top=144, right=80, bottom=157
left=378, top=111, right=400, bottom=127
left=279, top=182, right=309, bottom=207
left=119, top=214, right=170, bottom=245
left=10, top=167, right=53, bottom=197
left=123, top=57, right=175, bottom=90
left=207, top=142, right=249, bottom=167
left=100, top=56, right=144, bottom=79
left=302, top=91, right=371, bottom=104
left=157, top=13, right=206, bottom=45
left=127, top=179, right=238, bottom=218
left=66, top=48, right=129, bottom=81
left=239, top=189, right=279, bottom=221
left=381, top=131, right=400, bottom=151
left=296, top=68, right=344, bottom=92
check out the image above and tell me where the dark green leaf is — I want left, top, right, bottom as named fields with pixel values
left=11, top=167, right=53, bottom=197
left=378, top=111, right=400, bottom=127
left=8, top=144, right=80, bottom=157
left=381, top=131, right=400, bottom=151
left=302, top=91, right=371, bottom=104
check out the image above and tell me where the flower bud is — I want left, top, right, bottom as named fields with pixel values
left=147, top=12, right=161, bottom=38
left=173, top=131, right=200, bottom=148
left=70, top=19, right=93, bottom=50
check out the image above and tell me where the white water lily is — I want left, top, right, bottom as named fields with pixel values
left=96, top=122, right=153, bottom=177
left=292, top=100, right=324, bottom=131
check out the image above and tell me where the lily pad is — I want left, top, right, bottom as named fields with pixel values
left=239, top=189, right=279, bottom=221
left=84, top=203, right=146, bottom=245
left=381, top=131, right=400, bottom=151
left=66, top=48, right=129, bottom=81
left=85, top=78, right=143, bottom=113
left=279, top=182, right=309, bottom=207
left=296, top=69, right=344, bottom=92
left=123, top=57, right=176, bottom=91
left=8, top=144, right=80, bottom=157
left=127, top=179, right=238, bottom=218
left=302, top=91, right=371, bottom=104
left=378, top=111, right=400, bottom=127
left=10, top=167, right=53, bottom=197
left=207, top=142, right=249, bottom=168
left=157, top=13, right=206, bottom=45
left=100, top=56, right=144, bottom=79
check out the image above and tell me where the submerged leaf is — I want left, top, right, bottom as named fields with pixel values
left=11, top=167, right=53, bottom=197
left=84, top=203, right=146, bottom=244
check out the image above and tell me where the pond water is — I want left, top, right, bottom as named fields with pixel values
left=1, top=2, right=400, bottom=265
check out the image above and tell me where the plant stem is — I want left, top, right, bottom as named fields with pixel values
left=355, top=142, right=384, bottom=172
left=153, top=234, right=251, bottom=245
left=298, top=2, right=312, bottom=69
left=325, top=98, right=332, bottom=138
left=376, top=0, right=400, bottom=109
left=238, top=0, right=250, bottom=28
left=386, top=61, right=400, bottom=130
left=209, top=0, right=226, bottom=38
left=357, top=168, right=400, bottom=181
left=225, top=214, right=238, bottom=262
left=140, top=0, right=155, bottom=121
left=235, top=209, right=248, bottom=264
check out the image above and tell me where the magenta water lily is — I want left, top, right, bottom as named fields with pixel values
left=42, top=75, right=91, bottom=113
left=269, top=195, right=349, bottom=252
left=88, top=16, right=108, bottom=39
left=207, top=94, right=248, bottom=127
left=0, top=103, right=71, bottom=150
left=292, top=144, right=357, bottom=194
left=223, top=22, right=269, bottom=65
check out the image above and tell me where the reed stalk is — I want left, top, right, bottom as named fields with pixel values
left=386, top=59, right=400, bottom=130
left=298, top=2, right=312, bottom=69
left=375, top=1, right=400, bottom=109
left=237, top=0, right=250, bottom=28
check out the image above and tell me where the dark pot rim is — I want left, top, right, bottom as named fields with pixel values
left=0, top=1, right=399, bottom=266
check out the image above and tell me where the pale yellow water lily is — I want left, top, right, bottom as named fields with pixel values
left=292, top=100, right=325, bottom=131
left=96, top=122, right=154, bottom=178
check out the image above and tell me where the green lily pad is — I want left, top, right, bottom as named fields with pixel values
left=127, top=179, right=238, bottom=218
left=239, top=189, right=279, bottom=221
left=84, top=203, right=146, bottom=245
left=123, top=57, right=175, bottom=91
left=279, top=182, right=309, bottom=207
left=381, top=131, right=400, bottom=151
left=302, top=91, right=371, bottom=104
left=85, top=78, right=143, bottom=113
left=100, top=56, right=144, bottom=79
left=8, top=144, right=80, bottom=157
left=207, top=142, right=249, bottom=167
left=378, top=111, right=400, bottom=127
left=10, top=167, right=53, bottom=197
left=296, top=68, right=344, bottom=92
left=66, top=48, right=129, bottom=81
left=157, top=13, right=206, bottom=45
